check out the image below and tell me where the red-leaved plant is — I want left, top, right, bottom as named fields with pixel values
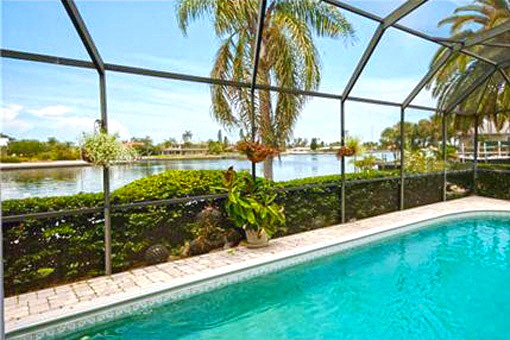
left=236, top=140, right=279, bottom=163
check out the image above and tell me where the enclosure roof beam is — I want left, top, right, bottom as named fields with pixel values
left=402, top=49, right=453, bottom=108
left=462, top=21, right=510, bottom=48
left=455, top=47, right=498, bottom=66
left=323, top=0, right=501, bottom=70
left=0, top=49, right=95, bottom=69
left=250, top=0, right=267, bottom=94
left=382, top=0, right=428, bottom=29
left=341, top=24, right=385, bottom=99
left=479, top=42, right=510, bottom=49
left=499, top=68, right=510, bottom=87
left=445, top=66, right=498, bottom=114
left=61, top=0, right=104, bottom=73
left=0, top=48, right=446, bottom=113
left=322, top=0, right=381, bottom=22
left=340, top=0, right=427, bottom=100
left=447, top=59, right=510, bottom=114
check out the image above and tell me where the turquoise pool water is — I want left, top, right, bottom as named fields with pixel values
left=70, top=214, right=510, bottom=339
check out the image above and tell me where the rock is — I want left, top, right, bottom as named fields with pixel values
left=224, top=228, right=244, bottom=246
left=186, top=237, right=215, bottom=256
left=144, top=244, right=169, bottom=264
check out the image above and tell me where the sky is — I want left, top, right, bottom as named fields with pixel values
left=1, top=0, right=471, bottom=144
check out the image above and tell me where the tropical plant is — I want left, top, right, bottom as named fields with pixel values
left=354, top=155, right=379, bottom=172
left=429, top=0, right=510, bottom=127
left=176, top=0, right=354, bottom=179
left=80, top=132, right=137, bottom=166
left=222, top=167, right=285, bottom=240
left=405, top=148, right=445, bottom=173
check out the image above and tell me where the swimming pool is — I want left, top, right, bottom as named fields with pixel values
left=30, top=213, right=510, bottom=338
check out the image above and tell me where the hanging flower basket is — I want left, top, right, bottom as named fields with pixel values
left=80, top=132, right=137, bottom=166
left=236, top=140, right=279, bottom=163
left=337, top=146, right=355, bottom=158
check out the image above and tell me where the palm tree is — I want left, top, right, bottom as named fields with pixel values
left=176, top=0, right=353, bottom=179
left=182, top=130, right=193, bottom=144
left=429, top=0, right=510, bottom=130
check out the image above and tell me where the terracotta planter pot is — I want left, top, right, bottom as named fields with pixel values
left=337, top=146, right=355, bottom=158
left=245, top=229, right=269, bottom=248
left=81, top=149, right=92, bottom=163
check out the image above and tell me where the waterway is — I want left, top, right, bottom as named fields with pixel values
left=1, top=153, right=394, bottom=200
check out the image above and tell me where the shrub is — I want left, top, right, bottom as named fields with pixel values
left=2, top=168, right=497, bottom=296
left=477, top=169, right=510, bottom=200
left=0, top=155, right=22, bottom=163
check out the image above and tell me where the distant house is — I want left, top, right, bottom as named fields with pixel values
left=286, top=147, right=311, bottom=154
left=0, top=137, right=9, bottom=147
left=459, top=120, right=510, bottom=161
left=460, top=120, right=510, bottom=145
left=161, top=144, right=207, bottom=156
left=123, top=141, right=145, bottom=148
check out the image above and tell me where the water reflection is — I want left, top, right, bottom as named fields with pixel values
left=2, top=154, right=384, bottom=199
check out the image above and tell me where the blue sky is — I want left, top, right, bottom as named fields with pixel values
left=1, top=0, right=468, bottom=144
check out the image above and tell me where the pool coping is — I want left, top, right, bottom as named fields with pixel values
left=6, top=196, right=510, bottom=339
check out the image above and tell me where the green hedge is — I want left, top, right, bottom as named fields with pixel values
left=2, top=170, right=229, bottom=295
left=477, top=169, right=510, bottom=200
left=2, top=194, right=104, bottom=295
left=346, top=178, right=400, bottom=221
left=447, top=170, right=473, bottom=199
left=4, top=168, right=505, bottom=296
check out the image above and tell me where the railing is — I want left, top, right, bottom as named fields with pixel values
left=459, top=141, right=510, bottom=162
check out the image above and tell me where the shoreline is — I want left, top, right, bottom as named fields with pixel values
left=0, top=154, right=244, bottom=171
left=0, top=150, right=389, bottom=171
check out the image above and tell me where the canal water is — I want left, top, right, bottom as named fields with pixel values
left=1, top=153, right=394, bottom=200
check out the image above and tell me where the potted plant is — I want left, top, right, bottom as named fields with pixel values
left=80, top=131, right=137, bottom=166
left=222, top=167, right=285, bottom=248
left=337, top=145, right=355, bottom=157
left=336, top=136, right=363, bottom=159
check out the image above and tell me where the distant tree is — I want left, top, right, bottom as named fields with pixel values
left=223, top=136, right=229, bottom=147
left=217, top=130, right=223, bottom=143
left=182, top=130, right=193, bottom=145
left=7, top=140, right=46, bottom=157
left=130, top=136, right=156, bottom=156
left=310, top=138, right=319, bottom=151
left=290, top=137, right=308, bottom=148
left=47, top=137, right=58, bottom=145
left=207, top=140, right=223, bottom=154
left=362, top=141, right=379, bottom=151
left=0, top=133, right=15, bottom=141
left=163, top=137, right=178, bottom=147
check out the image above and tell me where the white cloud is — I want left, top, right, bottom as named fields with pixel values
left=1, top=104, right=33, bottom=132
left=1, top=104, right=23, bottom=122
left=55, top=116, right=131, bottom=141
left=28, top=105, right=73, bottom=118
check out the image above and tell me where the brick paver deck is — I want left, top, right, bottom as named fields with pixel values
left=5, top=196, right=510, bottom=335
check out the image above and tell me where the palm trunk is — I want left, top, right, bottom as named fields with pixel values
left=263, top=155, right=274, bottom=180
left=258, top=44, right=274, bottom=180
